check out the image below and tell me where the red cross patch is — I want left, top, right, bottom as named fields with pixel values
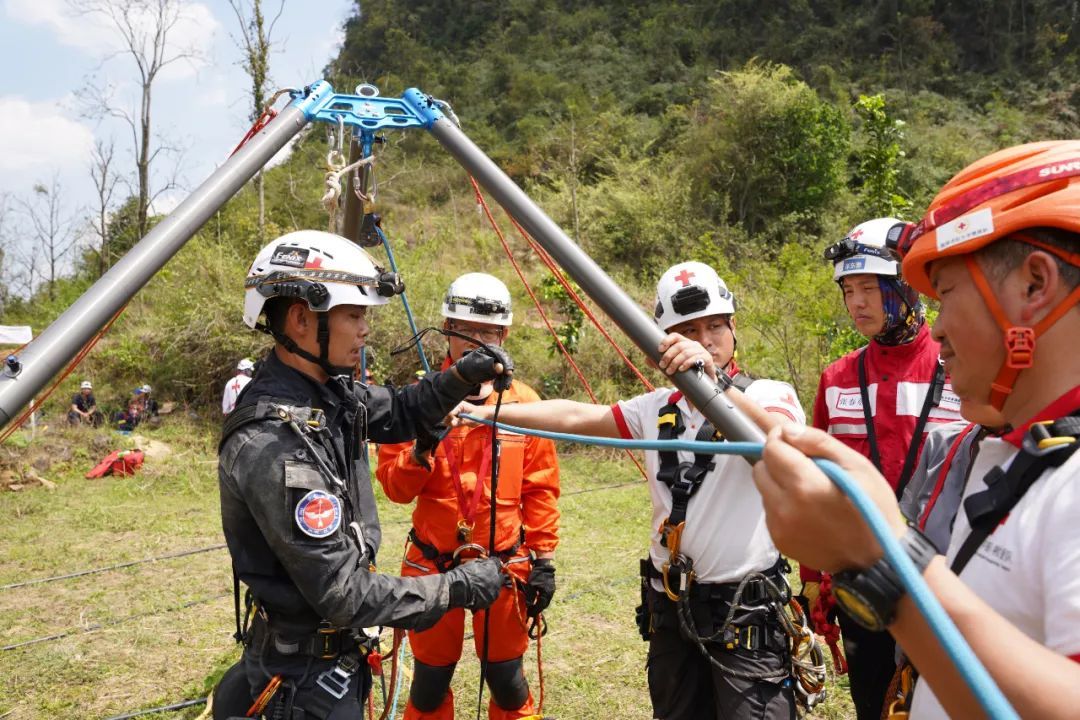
left=673, top=268, right=695, bottom=287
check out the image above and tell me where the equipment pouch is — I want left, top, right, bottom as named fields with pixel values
left=636, top=558, right=651, bottom=641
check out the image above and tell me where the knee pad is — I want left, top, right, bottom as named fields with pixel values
left=409, top=660, right=456, bottom=713
left=485, top=656, right=530, bottom=710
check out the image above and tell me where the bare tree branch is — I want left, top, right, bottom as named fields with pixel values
left=228, top=0, right=284, bottom=241
left=16, top=177, right=82, bottom=301
left=70, top=0, right=204, bottom=241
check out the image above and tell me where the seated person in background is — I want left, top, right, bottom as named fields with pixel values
left=68, top=380, right=103, bottom=427
left=139, top=384, right=158, bottom=418
left=114, top=390, right=144, bottom=432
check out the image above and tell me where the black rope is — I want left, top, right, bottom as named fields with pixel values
left=475, top=386, right=505, bottom=720
left=102, top=697, right=206, bottom=720
left=0, top=544, right=227, bottom=591
left=2, top=593, right=229, bottom=651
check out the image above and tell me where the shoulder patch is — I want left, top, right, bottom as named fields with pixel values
left=294, top=489, right=342, bottom=538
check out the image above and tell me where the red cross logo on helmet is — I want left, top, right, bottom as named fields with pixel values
left=673, top=268, right=696, bottom=287
left=850, top=228, right=864, bottom=240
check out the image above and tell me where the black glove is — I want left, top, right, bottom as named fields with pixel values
left=452, top=346, right=514, bottom=392
left=523, top=558, right=556, bottom=617
left=412, top=423, right=448, bottom=471
left=446, top=557, right=505, bottom=610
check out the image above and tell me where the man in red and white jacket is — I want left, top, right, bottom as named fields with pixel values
left=804, top=217, right=962, bottom=720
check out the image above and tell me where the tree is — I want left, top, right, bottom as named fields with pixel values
left=682, top=63, right=850, bottom=241
left=853, top=93, right=911, bottom=218
left=87, top=139, right=122, bottom=277
left=73, top=0, right=202, bottom=241
left=17, top=178, right=81, bottom=301
left=228, top=0, right=284, bottom=242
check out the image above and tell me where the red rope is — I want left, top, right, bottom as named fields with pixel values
left=811, top=573, right=848, bottom=675
left=469, top=178, right=649, bottom=482
left=230, top=107, right=279, bottom=157
left=0, top=305, right=127, bottom=444
left=504, top=215, right=654, bottom=392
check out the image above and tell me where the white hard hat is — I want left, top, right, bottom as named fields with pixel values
left=237, top=358, right=255, bottom=372
left=243, top=230, right=403, bottom=329
left=141, top=384, right=151, bottom=394
left=653, top=262, right=735, bottom=331
left=80, top=380, right=93, bottom=390
left=827, top=217, right=904, bottom=281
left=441, top=273, right=513, bottom=326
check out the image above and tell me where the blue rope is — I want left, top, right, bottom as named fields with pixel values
left=388, top=634, right=407, bottom=719
left=377, top=225, right=430, bottom=374
left=461, top=415, right=1019, bottom=720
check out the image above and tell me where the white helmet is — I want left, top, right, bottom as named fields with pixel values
left=827, top=217, right=905, bottom=281
left=141, top=384, right=152, bottom=394
left=237, top=358, right=255, bottom=372
left=441, top=273, right=513, bottom=326
left=243, top=230, right=403, bottom=329
left=80, top=380, right=93, bottom=390
left=653, top=262, right=735, bottom=331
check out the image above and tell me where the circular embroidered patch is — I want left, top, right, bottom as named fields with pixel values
left=294, top=490, right=342, bottom=538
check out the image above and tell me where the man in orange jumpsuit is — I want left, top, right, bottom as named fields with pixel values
left=377, top=272, right=560, bottom=720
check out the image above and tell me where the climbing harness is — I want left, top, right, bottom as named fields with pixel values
left=653, top=377, right=752, bottom=601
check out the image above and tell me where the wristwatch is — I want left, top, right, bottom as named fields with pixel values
left=831, top=525, right=937, bottom=631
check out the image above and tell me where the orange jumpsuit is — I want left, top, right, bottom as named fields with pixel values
left=376, top=378, right=560, bottom=720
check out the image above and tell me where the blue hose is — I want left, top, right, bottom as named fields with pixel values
left=461, top=415, right=1019, bottom=720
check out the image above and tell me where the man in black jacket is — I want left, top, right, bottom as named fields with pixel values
left=214, top=231, right=510, bottom=720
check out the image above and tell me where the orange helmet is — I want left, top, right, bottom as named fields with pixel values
left=899, top=140, right=1080, bottom=295
left=895, top=140, right=1080, bottom=410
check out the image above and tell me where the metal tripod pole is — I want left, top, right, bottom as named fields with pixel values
left=0, top=97, right=319, bottom=429
left=405, top=91, right=764, bottom=445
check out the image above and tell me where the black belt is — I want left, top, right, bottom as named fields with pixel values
left=248, top=614, right=358, bottom=660
left=645, top=555, right=789, bottom=605
left=409, top=527, right=525, bottom=573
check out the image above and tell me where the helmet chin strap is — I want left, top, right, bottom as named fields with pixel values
left=265, top=313, right=355, bottom=379
left=963, top=253, right=1080, bottom=411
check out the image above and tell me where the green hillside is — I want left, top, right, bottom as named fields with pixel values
left=4, top=0, right=1079, bottom=416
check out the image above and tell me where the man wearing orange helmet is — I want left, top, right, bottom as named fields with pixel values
left=753, top=141, right=1080, bottom=718
left=376, top=273, right=560, bottom=720
left=802, top=217, right=963, bottom=719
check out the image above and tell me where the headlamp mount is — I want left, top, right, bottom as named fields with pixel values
left=670, top=285, right=711, bottom=316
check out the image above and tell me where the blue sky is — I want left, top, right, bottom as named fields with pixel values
left=0, top=0, right=354, bottom=266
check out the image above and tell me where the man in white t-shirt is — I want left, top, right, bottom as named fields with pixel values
left=752, top=140, right=1080, bottom=719
left=467, top=262, right=806, bottom=720
left=221, top=358, right=255, bottom=415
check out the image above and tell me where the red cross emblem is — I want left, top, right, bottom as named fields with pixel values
left=957, top=222, right=967, bottom=231
left=673, top=268, right=695, bottom=287
left=305, top=256, right=324, bottom=269
left=850, top=228, right=864, bottom=240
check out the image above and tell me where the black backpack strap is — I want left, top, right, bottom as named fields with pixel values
left=655, top=398, right=685, bottom=491
left=951, top=413, right=1080, bottom=575
left=895, top=361, right=947, bottom=500
left=857, top=348, right=883, bottom=472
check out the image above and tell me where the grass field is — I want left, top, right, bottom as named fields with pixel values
left=0, top=417, right=854, bottom=719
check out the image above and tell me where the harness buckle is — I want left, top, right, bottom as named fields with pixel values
left=315, top=654, right=358, bottom=700
left=1027, top=420, right=1078, bottom=453
left=659, top=519, right=685, bottom=557
left=316, top=623, right=341, bottom=660
left=1005, top=327, right=1035, bottom=369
